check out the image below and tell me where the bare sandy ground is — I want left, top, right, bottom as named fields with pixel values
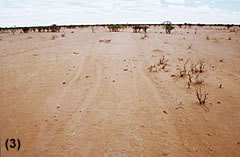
left=0, top=26, right=240, bottom=156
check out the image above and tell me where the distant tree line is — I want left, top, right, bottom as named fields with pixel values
left=0, top=23, right=239, bottom=34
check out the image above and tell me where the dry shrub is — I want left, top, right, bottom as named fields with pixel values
left=190, top=59, right=206, bottom=73
left=228, top=37, right=231, bottom=40
left=190, top=63, right=198, bottom=73
left=148, top=64, right=157, bottom=72
left=187, top=71, right=193, bottom=82
left=141, top=33, right=147, bottom=40
left=195, top=86, right=208, bottom=105
left=61, top=33, right=65, bottom=37
left=158, top=55, right=168, bottom=65
left=99, top=39, right=111, bottom=43
left=51, top=35, right=57, bottom=40
left=206, top=36, right=209, bottom=40
left=178, top=59, right=189, bottom=77
left=105, top=39, right=111, bottom=43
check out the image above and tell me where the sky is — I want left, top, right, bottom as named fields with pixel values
left=0, top=0, right=239, bottom=27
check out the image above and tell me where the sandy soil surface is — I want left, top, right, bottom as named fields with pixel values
left=1, top=26, right=240, bottom=157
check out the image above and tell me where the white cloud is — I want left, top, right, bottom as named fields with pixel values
left=165, top=0, right=186, bottom=4
left=166, top=4, right=240, bottom=24
left=0, top=0, right=239, bottom=27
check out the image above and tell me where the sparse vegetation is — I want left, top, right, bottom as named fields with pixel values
left=178, top=24, right=182, bottom=28
left=148, top=56, right=169, bottom=73
left=108, top=24, right=121, bottom=32
left=195, top=74, right=203, bottom=85
left=189, top=59, right=206, bottom=74
left=51, top=35, right=57, bottom=40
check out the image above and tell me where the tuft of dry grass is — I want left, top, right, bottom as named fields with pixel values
left=51, top=35, right=57, bottom=40
left=152, top=49, right=162, bottom=53
left=187, top=81, right=191, bottom=89
left=219, top=84, right=223, bottom=88
left=188, top=44, right=192, bottom=49
left=99, top=39, right=111, bottom=43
